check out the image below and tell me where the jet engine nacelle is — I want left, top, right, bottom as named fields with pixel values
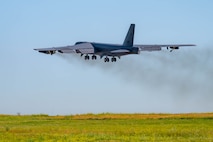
left=170, top=46, right=179, bottom=50
left=39, top=50, right=56, bottom=55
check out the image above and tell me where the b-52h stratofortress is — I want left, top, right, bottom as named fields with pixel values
left=34, top=24, right=195, bottom=62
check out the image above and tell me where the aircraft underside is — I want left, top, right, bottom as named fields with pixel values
left=83, top=52, right=132, bottom=62
left=83, top=54, right=117, bottom=62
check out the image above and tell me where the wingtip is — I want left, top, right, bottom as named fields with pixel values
left=184, top=44, right=196, bottom=47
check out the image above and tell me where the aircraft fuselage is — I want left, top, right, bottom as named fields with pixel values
left=91, top=43, right=139, bottom=57
left=34, top=24, right=195, bottom=62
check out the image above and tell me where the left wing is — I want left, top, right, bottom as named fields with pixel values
left=135, top=44, right=196, bottom=52
left=34, top=42, right=94, bottom=55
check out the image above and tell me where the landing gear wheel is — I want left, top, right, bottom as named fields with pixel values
left=84, top=55, right=90, bottom=60
left=92, top=55, right=97, bottom=60
left=104, top=57, right=109, bottom=62
left=111, top=57, right=116, bottom=62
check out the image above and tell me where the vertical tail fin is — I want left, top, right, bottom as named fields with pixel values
left=123, top=24, right=135, bottom=46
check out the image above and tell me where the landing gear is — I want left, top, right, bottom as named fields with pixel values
left=92, top=55, right=97, bottom=60
left=84, top=55, right=90, bottom=60
left=83, top=55, right=96, bottom=60
left=104, top=57, right=117, bottom=62
left=111, top=57, right=116, bottom=62
left=83, top=55, right=117, bottom=62
left=104, top=57, right=110, bottom=62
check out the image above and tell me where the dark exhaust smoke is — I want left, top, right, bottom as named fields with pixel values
left=56, top=47, right=213, bottom=112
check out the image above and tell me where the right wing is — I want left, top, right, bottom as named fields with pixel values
left=34, top=42, right=94, bottom=55
left=135, top=44, right=196, bottom=51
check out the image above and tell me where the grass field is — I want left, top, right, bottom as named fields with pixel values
left=0, top=113, right=213, bottom=142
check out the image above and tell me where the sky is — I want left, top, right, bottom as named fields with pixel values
left=0, top=0, right=213, bottom=115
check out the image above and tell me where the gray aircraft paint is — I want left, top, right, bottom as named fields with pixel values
left=34, top=24, right=195, bottom=62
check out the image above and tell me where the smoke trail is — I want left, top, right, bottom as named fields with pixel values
left=56, top=47, right=213, bottom=110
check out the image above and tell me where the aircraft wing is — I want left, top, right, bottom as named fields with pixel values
left=34, top=42, right=94, bottom=55
left=135, top=44, right=195, bottom=51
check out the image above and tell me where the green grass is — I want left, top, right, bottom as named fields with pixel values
left=0, top=113, right=213, bottom=141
